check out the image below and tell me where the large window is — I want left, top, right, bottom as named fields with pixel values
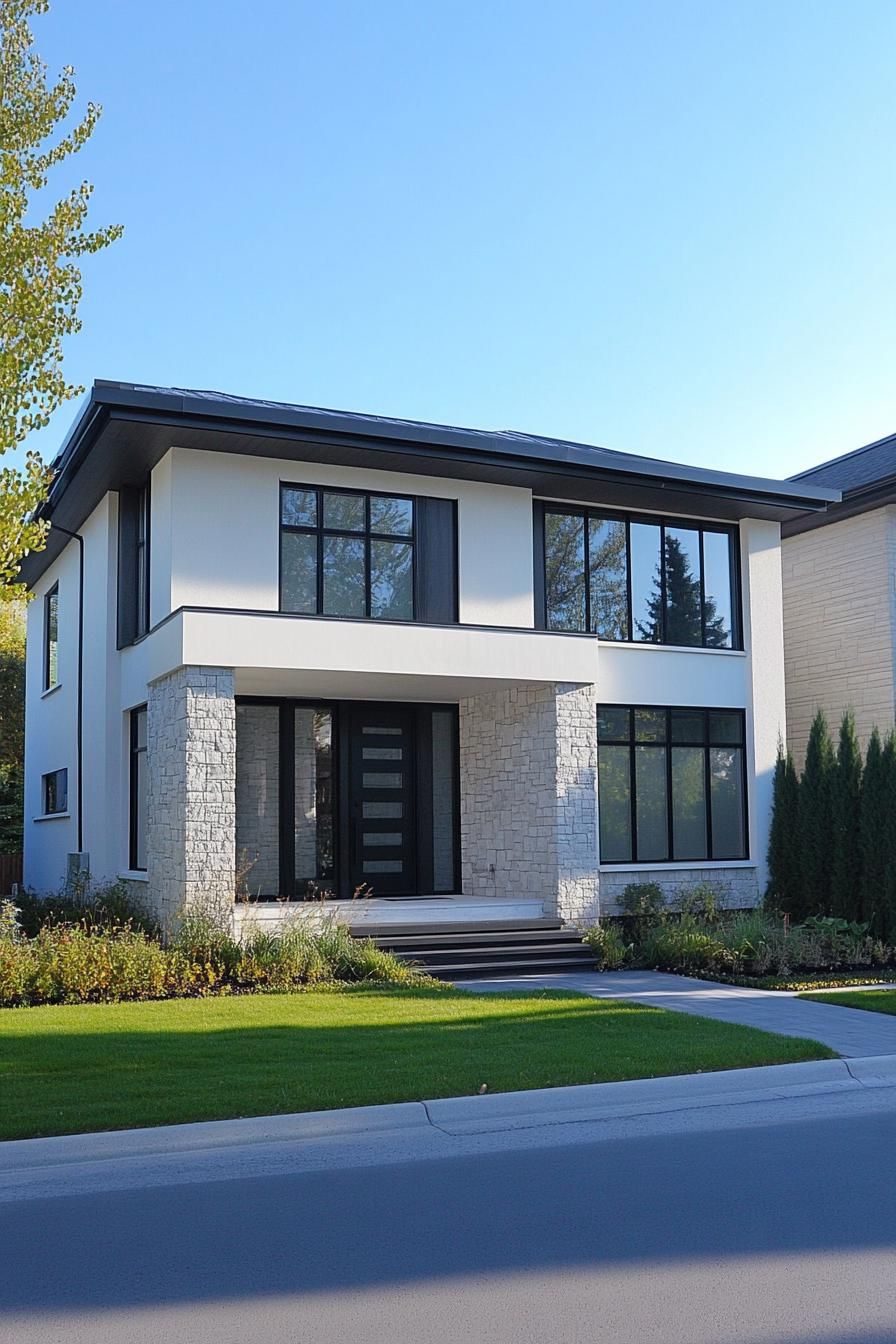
left=597, top=706, right=747, bottom=864
left=43, top=584, right=59, bottom=690
left=540, top=506, right=739, bottom=648
left=280, top=485, right=415, bottom=621
left=118, top=484, right=150, bottom=647
left=42, top=768, right=68, bottom=816
left=129, top=706, right=148, bottom=871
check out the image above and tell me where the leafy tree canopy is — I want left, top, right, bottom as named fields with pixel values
left=1, top=0, right=121, bottom=594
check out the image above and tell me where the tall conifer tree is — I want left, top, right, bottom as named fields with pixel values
left=766, top=741, right=800, bottom=913
left=799, top=709, right=835, bottom=917
left=860, top=727, right=888, bottom=936
left=830, top=711, right=863, bottom=920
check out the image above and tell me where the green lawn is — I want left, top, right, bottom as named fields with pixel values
left=801, top=988, right=896, bottom=1015
left=0, top=987, right=835, bottom=1140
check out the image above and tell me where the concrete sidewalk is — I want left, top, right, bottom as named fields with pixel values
left=461, top=969, right=896, bottom=1057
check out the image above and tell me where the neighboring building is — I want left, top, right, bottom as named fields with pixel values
left=19, top=382, right=835, bottom=930
left=784, top=433, right=896, bottom=766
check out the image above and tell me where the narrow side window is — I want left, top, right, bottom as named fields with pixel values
left=44, top=585, right=59, bottom=690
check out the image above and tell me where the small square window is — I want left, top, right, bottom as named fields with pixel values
left=42, top=769, right=68, bottom=815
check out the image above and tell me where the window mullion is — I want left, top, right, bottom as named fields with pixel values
left=698, top=529, right=707, bottom=647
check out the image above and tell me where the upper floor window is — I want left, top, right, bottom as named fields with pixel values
left=42, top=767, right=68, bottom=816
left=118, top=484, right=150, bottom=647
left=280, top=485, right=415, bottom=621
left=43, top=584, right=59, bottom=690
left=538, top=505, right=740, bottom=649
left=597, top=706, right=747, bottom=864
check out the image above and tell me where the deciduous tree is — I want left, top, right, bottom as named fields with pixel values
left=1, top=0, right=121, bottom=592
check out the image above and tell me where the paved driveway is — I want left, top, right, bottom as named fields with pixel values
left=461, top=970, right=896, bottom=1057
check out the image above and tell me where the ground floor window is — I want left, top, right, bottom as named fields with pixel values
left=42, top=768, right=68, bottom=816
left=235, top=699, right=459, bottom=899
left=597, top=706, right=747, bottom=864
left=129, top=706, right=148, bottom=870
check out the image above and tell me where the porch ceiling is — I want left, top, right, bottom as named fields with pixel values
left=233, top=667, right=561, bottom=700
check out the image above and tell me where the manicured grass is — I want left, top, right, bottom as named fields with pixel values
left=800, top=988, right=896, bottom=1015
left=0, top=987, right=835, bottom=1140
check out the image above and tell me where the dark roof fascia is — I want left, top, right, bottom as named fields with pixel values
left=84, top=382, right=836, bottom=509
left=19, top=381, right=839, bottom=587
left=782, top=476, right=896, bottom=538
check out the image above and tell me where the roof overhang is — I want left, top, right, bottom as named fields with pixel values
left=18, top=381, right=840, bottom=587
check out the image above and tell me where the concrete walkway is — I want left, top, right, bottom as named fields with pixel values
left=460, top=970, right=896, bottom=1057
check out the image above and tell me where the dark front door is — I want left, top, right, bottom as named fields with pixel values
left=347, top=706, right=417, bottom=896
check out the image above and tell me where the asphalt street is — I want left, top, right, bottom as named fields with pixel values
left=2, top=1084, right=896, bottom=1343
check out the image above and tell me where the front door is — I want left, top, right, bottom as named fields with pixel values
left=347, top=706, right=417, bottom=896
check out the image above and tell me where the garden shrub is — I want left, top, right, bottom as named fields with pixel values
left=618, top=882, right=666, bottom=940
left=14, top=879, right=159, bottom=939
left=0, top=895, right=437, bottom=1008
left=637, top=916, right=737, bottom=975
left=582, top=922, right=630, bottom=970
left=674, top=881, right=729, bottom=925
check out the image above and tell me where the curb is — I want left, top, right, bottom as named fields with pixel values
left=3, top=1055, right=896, bottom=1177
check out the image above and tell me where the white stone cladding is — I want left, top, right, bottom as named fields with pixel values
left=147, top=666, right=236, bottom=922
left=459, top=682, right=599, bottom=923
left=783, top=506, right=896, bottom=768
left=597, top=865, right=760, bottom=916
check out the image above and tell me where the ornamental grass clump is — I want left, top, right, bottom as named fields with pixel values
left=0, top=895, right=438, bottom=1007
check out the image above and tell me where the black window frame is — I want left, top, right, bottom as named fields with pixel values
left=536, top=502, right=742, bottom=650
left=129, top=705, right=148, bottom=872
left=279, top=482, right=417, bottom=622
left=117, top=482, right=151, bottom=648
left=42, top=767, right=68, bottom=816
left=596, top=705, right=749, bottom=864
left=43, top=584, right=59, bottom=690
left=134, top=485, right=150, bottom=640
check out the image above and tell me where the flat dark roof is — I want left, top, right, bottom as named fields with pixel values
left=784, top=431, right=896, bottom=537
left=19, top=380, right=839, bottom=586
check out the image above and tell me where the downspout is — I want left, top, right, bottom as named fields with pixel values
left=47, top=523, right=84, bottom=854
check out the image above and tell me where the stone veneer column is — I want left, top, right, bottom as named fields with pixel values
left=147, top=666, right=236, bottom=923
left=458, top=682, right=599, bottom=924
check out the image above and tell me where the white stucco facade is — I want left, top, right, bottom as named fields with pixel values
left=23, top=426, right=796, bottom=924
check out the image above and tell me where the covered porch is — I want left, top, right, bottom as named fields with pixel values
left=143, top=628, right=601, bottom=929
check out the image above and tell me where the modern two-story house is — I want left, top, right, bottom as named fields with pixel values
left=19, top=382, right=836, bottom=932
left=783, top=433, right=896, bottom=765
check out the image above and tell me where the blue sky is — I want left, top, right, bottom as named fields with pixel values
left=20, top=0, right=896, bottom=479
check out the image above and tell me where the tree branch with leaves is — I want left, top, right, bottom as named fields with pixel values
left=0, top=0, right=121, bottom=592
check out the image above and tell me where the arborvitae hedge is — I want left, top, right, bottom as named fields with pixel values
left=767, top=744, right=800, bottom=915
left=831, top=711, right=863, bottom=920
left=797, top=710, right=836, bottom=918
left=769, top=710, right=896, bottom=927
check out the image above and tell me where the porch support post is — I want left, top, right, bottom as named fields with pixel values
left=146, top=665, right=236, bottom=925
left=459, top=681, right=599, bottom=924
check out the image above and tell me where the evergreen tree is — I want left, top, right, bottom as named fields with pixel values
left=636, top=535, right=728, bottom=646
left=830, top=711, right=863, bottom=920
left=860, top=727, right=889, bottom=937
left=798, top=709, right=836, bottom=917
left=881, top=730, right=896, bottom=943
left=766, top=741, right=801, bottom=913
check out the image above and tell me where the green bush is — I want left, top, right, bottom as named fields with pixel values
left=14, top=880, right=159, bottom=939
left=0, top=897, right=438, bottom=1008
left=619, top=882, right=666, bottom=940
left=582, top=922, right=630, bottom=970
left=674, top=881, right=728, bottom=925
left=638, top=916, right=737, bottom=975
